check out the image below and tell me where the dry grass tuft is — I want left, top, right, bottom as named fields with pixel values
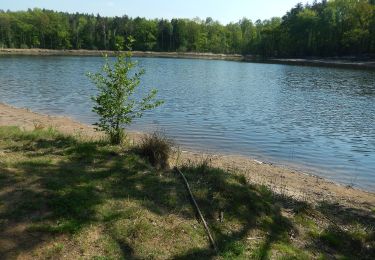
left=138, top=132, right=173, bottom=170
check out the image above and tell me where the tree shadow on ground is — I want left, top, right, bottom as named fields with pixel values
left=172, top=163, right=296, bottom=259
left=0, top=130, right=294, bottom=259
left=277, top=195, right=375, bottom=259
left=307, top=201, right=374, bottom=259
left=0, top=128, right=374, bottom=259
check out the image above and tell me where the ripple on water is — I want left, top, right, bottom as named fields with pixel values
left=0, top=56, right=375, bottom=191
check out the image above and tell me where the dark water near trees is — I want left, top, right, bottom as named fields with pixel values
left=1, top=56, right=375, bottom=191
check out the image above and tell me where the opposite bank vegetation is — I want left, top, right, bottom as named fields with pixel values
left=0, top=0, right=375, bottom=58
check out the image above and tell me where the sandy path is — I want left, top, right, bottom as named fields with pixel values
left=1, top=102, right=374, bottom=211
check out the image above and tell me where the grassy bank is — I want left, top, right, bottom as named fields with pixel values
left=0, top=126, right=374, bottom=259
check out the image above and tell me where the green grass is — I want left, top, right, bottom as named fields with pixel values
left=0, top=126, right=374, bottom=259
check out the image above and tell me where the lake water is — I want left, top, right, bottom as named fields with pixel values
left=0, top=56, right=375, bottom=191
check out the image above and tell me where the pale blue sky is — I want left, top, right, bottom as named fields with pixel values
left=1, top=0, right=306, bottom=24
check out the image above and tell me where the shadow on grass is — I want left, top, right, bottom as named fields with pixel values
left=276, top=193, right=375, bottom=259
left=0, top=126, right=374, bottom=259
left=172, top=163, right=296, bottom=259
left=306, top=202, right=375, bottom=259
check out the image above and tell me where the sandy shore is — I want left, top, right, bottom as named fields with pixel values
left=0, top=48, right=243, bottom=61
left=1, top=102, right=374, bottom=212
left=1, top=48, right=375, bottom=70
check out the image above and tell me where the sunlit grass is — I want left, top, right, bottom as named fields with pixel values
left=0, top=126, right=373, bottom=259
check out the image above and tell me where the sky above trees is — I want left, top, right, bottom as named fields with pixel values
left=1, top=0, right=302, bottom=25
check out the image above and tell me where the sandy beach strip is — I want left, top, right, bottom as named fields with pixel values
left=1, top=102, right=374, bottom=213
left=1, top=48, right=375, bottom=70
left=0, top=48, right=243, bottom=61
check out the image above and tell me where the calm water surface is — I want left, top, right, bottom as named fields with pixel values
left=1, top=56, right=374, bottom=191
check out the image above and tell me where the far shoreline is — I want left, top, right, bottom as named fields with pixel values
left=0, top=48, right=243, bottom=62
left=1, top=48, right=375, bottom=71
left=0, top=102, right=374, bottom=213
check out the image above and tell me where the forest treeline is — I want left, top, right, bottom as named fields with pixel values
left=0, top=0, right=374, bottom=57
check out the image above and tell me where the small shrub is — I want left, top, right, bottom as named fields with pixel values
left=87, top=37, right=163, bottom=145
left=33, top=120, right=45, bottom=130
left=196, top=157, right=211, bottom=174
left=139, top=132, right=173, bottom=170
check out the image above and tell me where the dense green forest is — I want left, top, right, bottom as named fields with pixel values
left=0, top=0, right=374, bottom=57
